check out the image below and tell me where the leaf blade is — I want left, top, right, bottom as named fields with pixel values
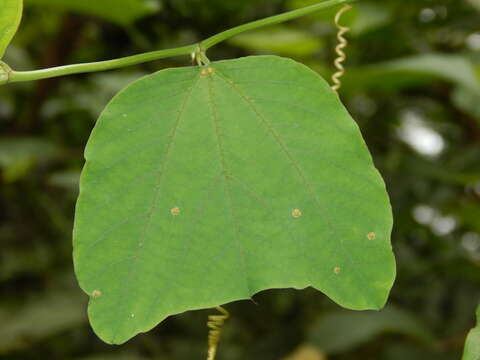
left=73, top=56, right=396, bottom=344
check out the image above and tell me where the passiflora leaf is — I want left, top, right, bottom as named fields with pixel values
left=0, top=0, right=23, bottom=58
left=463, top=305, right=480, bottom=360
left=73, top=55, right=396, bottom=344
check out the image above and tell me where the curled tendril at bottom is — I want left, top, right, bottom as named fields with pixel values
left=206, top=306, right=230, bottom=360
left=331, top=5, right=352, bottom=93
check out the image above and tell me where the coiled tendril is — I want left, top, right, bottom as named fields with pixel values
left=206, top=306, right=230, bottom=360
left=331, top=5, right=352, bottom=93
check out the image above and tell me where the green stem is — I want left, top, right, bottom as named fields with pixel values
left=3, top=0, right=353, bottom=84
left=5, top=45, right=196, bottom=83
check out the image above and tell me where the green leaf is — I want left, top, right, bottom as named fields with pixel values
left=286, top=0, right=391, bottom=36
left=283, top=345, right=326, bottom=360
left=467, top=0, right=480, bottom=12
left=0, top=0, right=23, bottom=58
left=463, top=305, right=480, bottom=360
left=349, top=3, right=392, bottom=36
left=456, top=202, right=480, bottom=234
left=26, top=0, right=159, bottom=25
left=48, top=169, right=81, bottom=193
left=73, top=55, right=396, bottom=344
left=308, top=306, right=433, bottom=354
left=228, top=26, right=324, bottom=57
left=0, top=136, right=59, bottom=182
left=0, top=290, right=86, bottom=353
left=383, top=344, right=453, bottom=360
left=452, top=87, right=480, bottom=121
left=343, top=54, right=480, bottom=95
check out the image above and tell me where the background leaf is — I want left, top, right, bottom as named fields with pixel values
left=342, top=54, right=480, bottom=95
left=286, top=0, right=392, bottom=36
left=74, top=55, right=395, bottom=344
left=0, top=287, right=86, bottom=354
left=228, top=26, right=324, bottom=57
left=466, top=0, right=480, bottom=13
left=308, top=305, right=433, bottom=354
left=0, top=0, right=23, bottom=58
left=282, top=345, right=326, bottom=360
left=25, top=0, right=159, bottom=25
left=0, top=137, right=60, bottom=182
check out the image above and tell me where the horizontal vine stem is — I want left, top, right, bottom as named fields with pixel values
left=4, top=0, right=353, bottom=84
left=5, top=45, right=197, bottom=83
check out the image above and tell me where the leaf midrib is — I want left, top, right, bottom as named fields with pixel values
left=205, top=72, right=252, bottom=294
left=213, top=66, right=372, bottom=291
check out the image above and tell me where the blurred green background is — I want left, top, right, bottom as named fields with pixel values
left=1, top=0, right=480, bottom=359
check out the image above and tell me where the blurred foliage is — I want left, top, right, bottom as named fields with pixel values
left=227, top=26, right=324, bottom=56
left=339, top=54, right=480, bottom=94
left=0, top=282, right=86, bottom=354
left=25, top=0, right=160, bottom=25
left=307, top=306, right=434, bottom=354
left=0, top=136, right=59, bottom=182
left=0, top=0, right=479, bottom=359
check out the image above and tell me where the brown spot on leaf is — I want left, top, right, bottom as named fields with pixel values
left=292, top=209, right=302, bottom=218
